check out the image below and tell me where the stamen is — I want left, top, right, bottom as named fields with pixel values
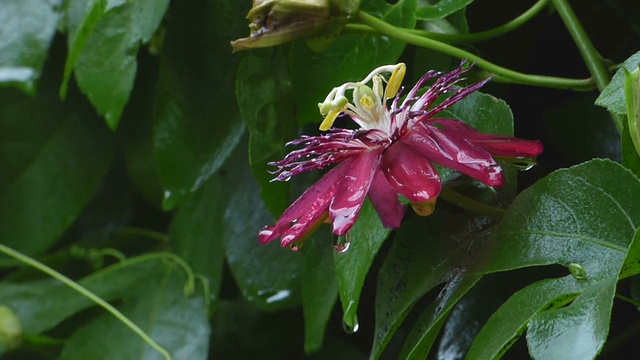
left=384, top=63, right=406, bottom=100
left=319, top=109, right=341, bottom=131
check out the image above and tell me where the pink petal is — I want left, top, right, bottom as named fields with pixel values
left=402, top=124, right=504, bottom=186
left=381, top=142, right=441, bottom=204
left=430, top=119, right=544, bottom=158
left=368, top=170, right=405, bottom=228
left=280, top=211, right=329, bottom=248
left=259, top=158, right=353, bottom=244
left=329, top=149, right=383, bottom=236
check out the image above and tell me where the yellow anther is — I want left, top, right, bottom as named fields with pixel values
left=384, top=63, right=406, bottom=100
left=319, top=109, right=341, bottom=131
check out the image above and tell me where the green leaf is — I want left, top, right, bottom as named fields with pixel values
left=621, top=228, right=640, bottom=280
left=118, top=56, right=164, bottom=206
left=169, top=172, right=228, bottom=304
left=625, top=65, right=640, bottom=158
left=0, top=87, right=115, bottom=256
left=73, top=0, right=169, bottom=130
left=236, top=50, right=296, bottom=215
left=467, top=159, right=640, bottom=359
left=622, top=120, right=640, bottom=179
left=466, top=276, right=580, bottom=359
left=289, top=0, right=417, bottom=126
left=153, top=0, right=247, bottom=210
left=334, top=200, right=390, bottom=335
left=0, top=0, right=61, bottom=93
left=61, top=0, right=108, bottom=97
left=222, top=137, right=304, bottom=311
left=415, top=0, right=474, bottom=20
left=302, top=229, right=338, bottom=354
left=372, top=211, right=493, bottom=359
left=595, top=51, right=640, bottom=115
left=59, top=263, right=210, bottom=360
left=435, top=273, right=536, bottom=360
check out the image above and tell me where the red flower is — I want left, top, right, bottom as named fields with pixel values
left=259, top=62, right=543, bottom=250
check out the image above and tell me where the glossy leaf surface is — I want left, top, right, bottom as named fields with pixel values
left=0, top=0, right=60, bottom=93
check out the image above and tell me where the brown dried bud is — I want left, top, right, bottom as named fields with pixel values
left=231, top=0, right=360, bottom=52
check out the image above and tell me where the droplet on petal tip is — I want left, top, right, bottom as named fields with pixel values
left=258, top=225, right=276, bottom=244
left=411, top=199, right=437, bottom=217
left=333, top=235, right=351, bottom=253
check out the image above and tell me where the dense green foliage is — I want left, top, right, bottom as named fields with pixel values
left=1, top=0, right=640, bottom=359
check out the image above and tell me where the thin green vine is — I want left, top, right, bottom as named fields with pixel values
left=345, top=0, right=549, bottom=44
left=0, top=243, right=172, bottom=360
left=356, top=11, right=595, bottom=91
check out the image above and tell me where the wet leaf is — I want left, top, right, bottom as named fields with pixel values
left=153, top=0, right=247, bottom=210
left=415, top=0, right=474, bottom=20
left=333, top=200, right=390, bottom=336
left=222, top=137, right=304, bottom=311
left=467, top=159, right=640, bottom=360
left=0, top=0, right=61, bottom=93
left=236, top=50, right=296, bottom=215
left=302, top=229, right=339, bottom=354
left=372, top=210, right=493, bottom=359
left=169, top=176, right=227, bottom=304
left=375, top=159, right=640, bottom=359
left=625, top=65, right=640, bottom=159
left=63, top=0, right=169, bottom=129
left=0, top=84, right=115, bottom=256
left=596, top=51, right=640, bottom=117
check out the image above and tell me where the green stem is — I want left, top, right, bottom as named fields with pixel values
left=439, top=188, right=505, bottom=218
left=615, top=293, right=640, bottom=308
left=551, top=0, right=624, bottom=131
left=356, top=11, right=595, bottom=91
left=346, top=0, right=549, bottom=43
left=0, top=244, right=172, bottom=360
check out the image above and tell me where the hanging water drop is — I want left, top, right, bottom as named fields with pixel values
left=289, top=243, right=300, bottom=252
left=513, top=162, right=535, bottom=171
left=342, top=319, right=360, bottom=334
left=333, top=234, right=351, bottom=253
left=510, top=158, right=537, bottom=172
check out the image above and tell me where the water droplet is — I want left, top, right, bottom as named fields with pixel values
left=342, top=319, right=360, bottom=334
left=513, top=162, right=535, bottom=171
left=342, top=299, right=359, bottom=333
left=569, top=263, right=587, bottom=280
left=257, top=289, right=292, bottom=304
left=333, top=234, right=351, bottom=253
left=510, top=157, right=537, bottom=172
left=289, top=243, right=301, bottom=252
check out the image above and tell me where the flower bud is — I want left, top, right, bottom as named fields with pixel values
left=231, top=0, right=360, bottom=52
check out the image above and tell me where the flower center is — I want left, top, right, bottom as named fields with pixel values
left=317, top=63, right=407, bottom=133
